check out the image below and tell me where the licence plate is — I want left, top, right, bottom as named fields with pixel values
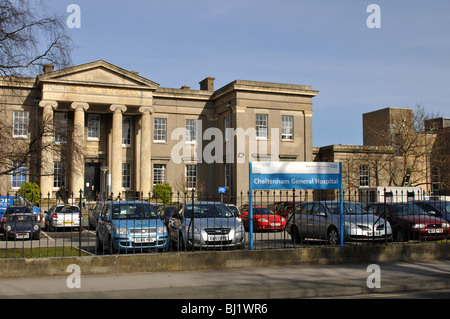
left=208, top=235, right=228, bottom=241
left=428, top=229, right=443, bottom=234
left=134, top=237, right=155, bottom=243
left=63, top=222, right=73, bottom=225
left=16, top=233, right=30, bottom=239
left=271, top=223, right=281, bottom=226
left=367, top=231, right=381, bottom=236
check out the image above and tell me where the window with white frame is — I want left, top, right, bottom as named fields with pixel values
left=153, top=118, right=167, bottom=143
left=11, top=161, right=26, bottom=188
left=185, top=119, right=197, bottom=143
left=359, top=165, right=370, bottom=187
left=122, top=163, right=131, bottom=189
left=185, top=164, right=197, bottom=189
left=53, top=162, right=65, bottom=189
left=87, top=114, right=100, bottom=140
left=256, top=114, right=268, bottom=139
left=153, top=164, right=166, bottom=185
left=122, top=116, right=132, bottom=146
left=54, top=112, right=67, bottom=144
left=281, top=115, right=294, bottom=140
left=13, top=111, right=29, bottom=138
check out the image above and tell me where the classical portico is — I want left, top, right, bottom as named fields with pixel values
left=36, top=60, right=159, bottom=199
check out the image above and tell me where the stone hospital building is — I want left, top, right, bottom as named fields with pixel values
left=0, top=60, right=318, bottom=200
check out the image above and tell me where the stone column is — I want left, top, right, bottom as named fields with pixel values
left=70, top=102, right=89, bottom=198
left=39, top=100, right=58, bottom=198
left=304, top=110, right=313, bottom=162
left=139, top=106, right=154, bottom=198
left=110, top=104, right=127, bottom=197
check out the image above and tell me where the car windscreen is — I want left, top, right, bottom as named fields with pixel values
left=326, top=202, right=368, bottom=215
left=252, top=208, right=274, bottom=215
left=55, top=206, right=80, bottom=214
left=5, top=207, right=31, bottom=214
left=112, top=203, right=158, bottom=219
left=390, top=204, right=427, bottom=216
left=7, top=215, right=35, bottom=222
left=184, top=204, right=234, bottom=219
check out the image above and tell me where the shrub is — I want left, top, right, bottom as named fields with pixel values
left=152, top=183, right=172, bottom=205
left=17, top=182, right=40, bottom=206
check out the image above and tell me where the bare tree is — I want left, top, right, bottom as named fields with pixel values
left=0, top=0, right=72, bottom=77
left=0, top=1, right=73, bottom=193
left=362, top=104, right=440, bottom=189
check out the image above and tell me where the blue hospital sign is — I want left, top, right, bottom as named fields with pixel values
left=248, top=161, right=344, bottom=249
left=249, top=162, right=342, bottom=190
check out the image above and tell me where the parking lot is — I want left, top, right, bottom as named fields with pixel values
left=0, top=190, right=449, bottom=258
left=0, top=220, right=296, bottom=256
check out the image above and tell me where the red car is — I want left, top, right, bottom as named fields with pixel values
left=268, top=201, right=302, bottom=218
left=241, top=207, right=286, bottom=232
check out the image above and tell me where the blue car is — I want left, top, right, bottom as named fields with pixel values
left=96, top=201, right=169, bottom=253
left=3, top=213, right=41, bottom=240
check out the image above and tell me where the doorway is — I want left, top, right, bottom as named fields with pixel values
left=84, top=163, right=101, bottom=201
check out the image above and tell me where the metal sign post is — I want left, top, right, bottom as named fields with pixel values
left=249, top=162, right=344, bottom=249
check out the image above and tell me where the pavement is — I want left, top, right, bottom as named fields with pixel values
left=1, top=259, right=450, bottom=299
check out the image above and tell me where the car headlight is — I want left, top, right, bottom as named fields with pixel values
left=158, top=226, right=167, bottom=234
left=344, top=221, right=357, bottom=228
left=186, top=226, right=200, bottom=233
left=442, top=223, right=450, bottom=228
left=412, top=224, right=426, bottom=229
left=116, top=228, right=128, bottom=235
left=6, top=225, right=11, bottom=231
left=257, top=218, right=268, bottom=223
left=33, top=225, right=39, bottom=231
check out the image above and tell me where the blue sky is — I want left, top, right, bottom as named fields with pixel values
left=46, top=0, right=450, bottom=147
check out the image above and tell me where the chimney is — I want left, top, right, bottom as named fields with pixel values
left=199, top=76, right=215, bottom=92
left=43, top=63, right=55, bottom=74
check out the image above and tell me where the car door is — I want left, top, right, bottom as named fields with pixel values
left=97, top=203, right=110, bottom=243
left=311, top=203, right=329, bottom=240
left=297, top=203, right=314, bottom=237
left=168, top=206, right=183, bottom=245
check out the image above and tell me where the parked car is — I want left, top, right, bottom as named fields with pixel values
left=414, top=201, right=450, bottom=222
left=268, top=201, right=301, bottom=218
left=3, top=213, right=40, bottom=240
left=96, top=201, right=169, bottom=253
left=366, top=202, right=450, bottom=242
left=88, top=201, right=105, bottom=229
left=159, top=206, right=177, bottom=227
left=286, top=201, right=392, bottom=245
left=168, top=201, right=245, bottom=250
left=224, top=204, right=242, bottom=223
left=0, top=196, right=41, bottom=222
left=45, top=204, right=83, bottom=231
left=241, top=207, right=286, bottom=231
left=1, top=206, right=34, bottom=231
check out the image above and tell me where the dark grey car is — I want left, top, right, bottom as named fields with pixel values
left=286, top=201, right=392, bottom=245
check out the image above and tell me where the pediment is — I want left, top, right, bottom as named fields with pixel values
left=37, top=60, right=159, bottom=90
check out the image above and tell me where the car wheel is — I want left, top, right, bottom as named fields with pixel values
left=395, top=228, right=408, bottom=242
left=178, top=232, right=186, bottom=251
left=291, top=225, right=302, bottom=244
left=328, top=227, right=340, bottom=246
left=95, top=234, right=103, bottom=254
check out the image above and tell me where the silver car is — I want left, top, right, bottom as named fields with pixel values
left=45, top=204, right=83, bottom=231
left=169, top=201, right=245, bottom=249
left=286, top=201, right=392, bottom=245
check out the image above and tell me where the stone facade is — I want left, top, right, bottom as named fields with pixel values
left=0, top=60, right=318, bottom=200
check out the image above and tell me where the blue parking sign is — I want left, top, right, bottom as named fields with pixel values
left=218, top=187, right=226, bottom=194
